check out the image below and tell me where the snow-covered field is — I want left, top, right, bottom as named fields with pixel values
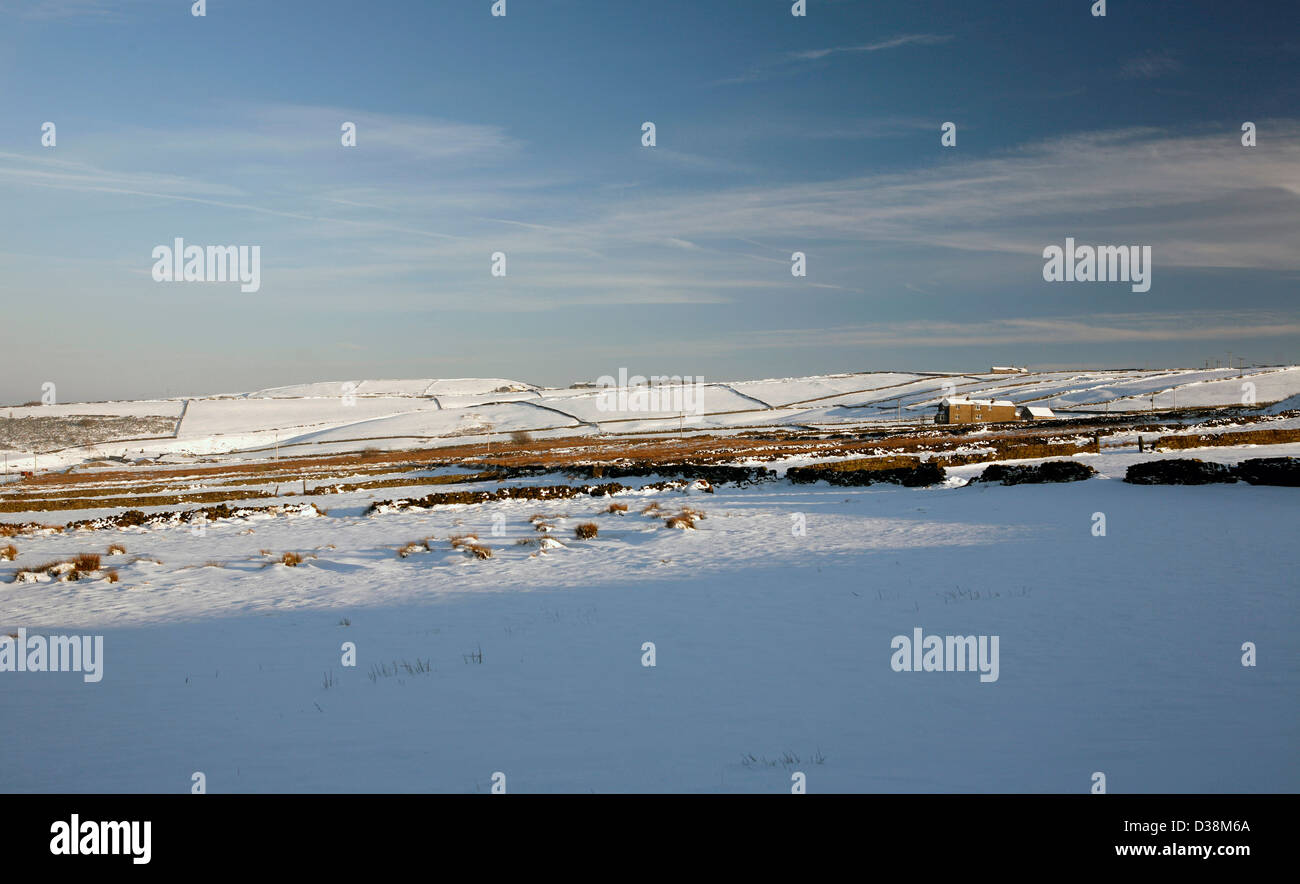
left=1, top=434, right=1296, bottom=793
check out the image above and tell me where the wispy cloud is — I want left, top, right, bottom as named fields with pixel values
left=1119, top=50, right=1184, bottom=79
left=718, top=312, right=1300, bottom=351
left=787, top=34, right=954, bottom=61
left=2, top=0, right=124, bottom=20
left=717, top=33, right=952, bottom=85
left=2, top=110, right=1297, bottom=323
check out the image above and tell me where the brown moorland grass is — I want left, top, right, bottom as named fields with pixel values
left=574, top=522, right=598, bottom=539
left=11, top=412, right=1288, bottom=521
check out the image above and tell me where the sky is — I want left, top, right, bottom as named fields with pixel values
left=0, top=0, right=1297, bottom=402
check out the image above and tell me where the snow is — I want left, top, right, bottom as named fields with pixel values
left=0, top=438, right=1296, bottom=792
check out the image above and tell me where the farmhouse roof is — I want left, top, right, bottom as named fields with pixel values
left=941, top=397, right=1014, bottom=407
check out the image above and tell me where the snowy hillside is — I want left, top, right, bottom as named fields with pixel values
left=4, top=366, right=1298, bottom=467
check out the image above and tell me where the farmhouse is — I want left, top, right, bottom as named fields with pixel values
left=1018, top=405, right=1055, bottom=421
left=936, top=397, right=1018, bottom=425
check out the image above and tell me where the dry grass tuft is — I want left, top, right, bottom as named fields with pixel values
left=397, top=540, right=429, bottom=558
left=281, top=551, right=303, bottom=567
left=664, top=510, right=700, bottom=530
left=606, top=502, right=629, bottom=513
left=105, top=570, right=119, bottom=583
left=465, top=543, right=493, bottom=559
left=73, top=553, right=101, bottom=572
left=106, top=542, right=127, bottom=556
left=0, top=544, right=17, bottom=562
left=574, top=522, right=599, bottom=540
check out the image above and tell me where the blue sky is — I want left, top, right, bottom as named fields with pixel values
left=1, top=0, right=1297, bottom=401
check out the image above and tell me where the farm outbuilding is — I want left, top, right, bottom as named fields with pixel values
left=1018, top=406, right=1055, bottom=420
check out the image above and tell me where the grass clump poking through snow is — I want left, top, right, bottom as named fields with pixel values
left=12, top=555, right=103, bottom=583
left=281, top=551, right=303, bottom=567
left=0, top=544, right=17, bottom=562
left=574, top=522, right=598, bottom=539
left=664, top=507, right=706, bottom=530
left=105, top=570, right=119, bottom=584
left=449, top=535, right=492, bottom=559
left=397, top=540, right=432, bottom=558
left=106, top=542, right=126, bottom=556
left=606, top=502, right=628, bottom=514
